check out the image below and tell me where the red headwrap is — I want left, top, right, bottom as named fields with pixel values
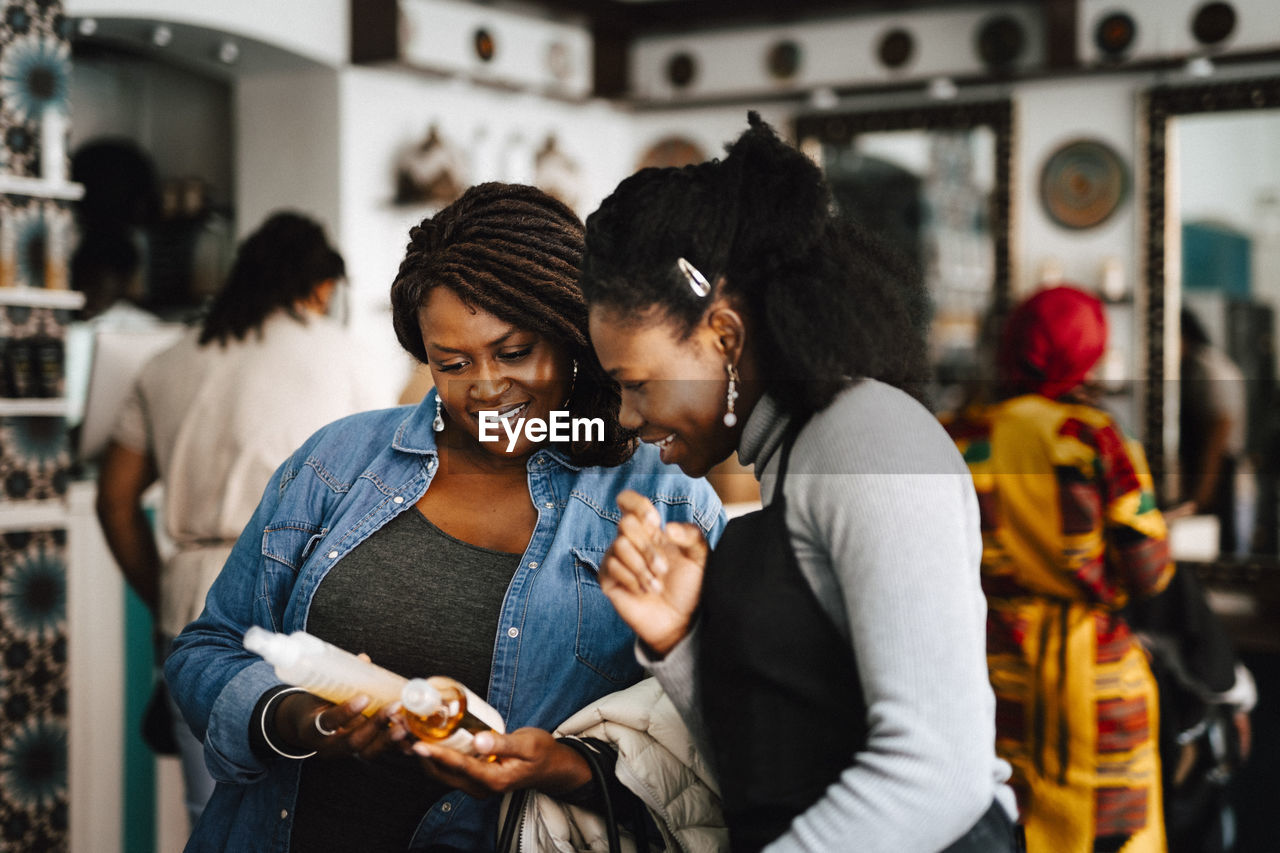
left=998, top=285, right=1107, bottom=399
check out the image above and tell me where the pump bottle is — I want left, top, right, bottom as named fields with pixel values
left=399, top=676, right=506, bottom=754
left=243, top=626, right=406, bottom=715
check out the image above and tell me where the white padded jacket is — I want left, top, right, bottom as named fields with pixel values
left=498, top=678, right=726, bottom=853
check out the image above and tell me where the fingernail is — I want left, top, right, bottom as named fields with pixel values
left=648, top=575, right=664, bottom=593
left=350, top=695, right=371, bottom=713
left=413, top=742, right=435, bottom=757
left=652, top=555, right=668, bottom=575
left=391, top=726, right=406, bottom=741
left=474, top=731, right=495, bottom=753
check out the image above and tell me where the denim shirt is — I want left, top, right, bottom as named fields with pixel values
left=166, top=390, right=725, bottom=853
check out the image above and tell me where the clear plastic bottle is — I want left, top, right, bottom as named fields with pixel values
left=243, top=626, right=407, bottom=716
left=399, top=676, right=505, bottom=754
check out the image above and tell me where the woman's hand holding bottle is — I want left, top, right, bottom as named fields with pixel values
left=601, top=489, right=709, bottom=657
left=410, top=728, right=592, bottom=799
left=273, top=691, right=408, bottom=760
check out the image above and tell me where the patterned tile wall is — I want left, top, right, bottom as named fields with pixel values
left=0, top=2, right=70, bottom=850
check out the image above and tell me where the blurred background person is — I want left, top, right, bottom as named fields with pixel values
left=94, top=211, right=391, bottom=830
left=1177, top=308, right=1248, bottom=555
left=64, top=139, right=163, bottom=442
left=944, top=286, right=1174, bottom=852
left=945, top=286, right=1255, bottom=853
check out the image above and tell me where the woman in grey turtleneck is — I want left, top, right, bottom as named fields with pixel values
left=579, top=114, right=1019, bottom=853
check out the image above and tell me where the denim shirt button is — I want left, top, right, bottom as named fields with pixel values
left=543, top=501, right=553, bottom=509
left=280, top=810, right=288, bottom=819
left=440, top=802, right=452, bottom=813
left=327, top=550, right=338, bottom=559
left=394, top=496, right=405, bottom=504
left=528, top=561, right=538, bottom=569
left=507, top=627, right=519, bottom=638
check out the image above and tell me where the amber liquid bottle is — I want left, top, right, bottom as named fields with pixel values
left=399, top=676, right=505, bottom=756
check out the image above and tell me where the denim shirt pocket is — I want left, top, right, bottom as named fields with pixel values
left=262, top=522, right=327, bottom=572
left=571, top=547, right=641, bottom=685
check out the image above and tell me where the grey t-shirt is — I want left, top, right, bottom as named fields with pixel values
left=291, top=506, right=521, bottom=852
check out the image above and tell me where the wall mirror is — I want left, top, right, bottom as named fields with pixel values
left=796, top=99, right=1012, bottom=412
left=1146, top=77, right=1280, bottom=582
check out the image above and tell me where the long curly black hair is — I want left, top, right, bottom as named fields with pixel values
left=390, top=182, right=635, bottom=467
left=199, top=212, right=344, bottom=346
left=581, top=113, right=930, bottom=417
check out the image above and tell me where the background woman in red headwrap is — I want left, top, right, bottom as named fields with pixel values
left=943, top=285, right=1174, bottom=852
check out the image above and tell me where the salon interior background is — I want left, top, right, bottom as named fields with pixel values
left=1, top=0, right=1277, bottom=850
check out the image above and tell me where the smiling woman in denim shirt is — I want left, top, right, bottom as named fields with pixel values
left=165, top=183, right=724, bottom=853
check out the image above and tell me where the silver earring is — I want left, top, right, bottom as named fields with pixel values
left=562, top=360, right=578, bottom=408
left=433, top=394, right=445, bottom=432
left=724, top=363, right=739, bottom=427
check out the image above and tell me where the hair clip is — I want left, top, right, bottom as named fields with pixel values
left=676, top=257, right=711, bottom=298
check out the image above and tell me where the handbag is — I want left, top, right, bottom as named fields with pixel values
left=497, top=737, right=649, bottom=853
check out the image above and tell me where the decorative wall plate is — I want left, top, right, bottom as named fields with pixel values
left=1039, top=138, right=1128, bottom=229
left=766, top=40, right=801, bottom=81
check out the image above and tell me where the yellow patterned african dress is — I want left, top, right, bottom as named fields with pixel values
left=945, top=394, right=1174, bottom=853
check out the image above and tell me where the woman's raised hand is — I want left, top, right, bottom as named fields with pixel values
left=410, top=728, right=592, bottom=799
left=274, top=691, right=408, bottom=761
left=601, top=489, right=709, bottom=657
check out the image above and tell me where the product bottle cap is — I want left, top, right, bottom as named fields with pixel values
left=401, top=678, right=443, bottom=715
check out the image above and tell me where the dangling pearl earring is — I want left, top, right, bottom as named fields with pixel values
left=723, top=363, right=740, bottom=427
left=433, top=394, right=445, bottom=432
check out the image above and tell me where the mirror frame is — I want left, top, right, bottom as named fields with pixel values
left=1144, top=76, right=1280, bottom=579
left=795, top=99, right=1015, bottom=324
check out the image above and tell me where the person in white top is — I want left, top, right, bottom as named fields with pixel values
left=95, top=211, right=393, bottom=830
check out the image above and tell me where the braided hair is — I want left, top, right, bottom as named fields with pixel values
left=390, top=182, right=635, bottom=467
left=581, top=113, right=930, bottom=417
left=200, top=212, right=344, bottom=346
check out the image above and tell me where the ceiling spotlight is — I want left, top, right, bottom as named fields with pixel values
left=217, top=40, right=240, bottom=64
left=1185, top=55, right=1215, bottom=77
left=76, top=17, right=98, bottom=37
left=808, top=86, right=838, bottom=110
left=927, top=76, right=958, bottom=100
left=151, top=25, right=173, bottom=47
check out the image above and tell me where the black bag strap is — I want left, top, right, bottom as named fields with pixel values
left=560, top=737, right=623, bottom=853
left=496, top=787, right=528, bottom=853
left=495, top=737, right=628, bottom=853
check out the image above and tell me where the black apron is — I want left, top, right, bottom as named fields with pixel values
left=697, top=421, right=1022, bottom=853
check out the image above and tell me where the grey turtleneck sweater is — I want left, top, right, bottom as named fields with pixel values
left=644, top=380, right=1015, bottom=852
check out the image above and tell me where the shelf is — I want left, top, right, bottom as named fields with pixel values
left=0, top=288, right=85, bottom=309
left=0, top=398, right=67, bottom=416
left=0, top=174, right=84, bottom=201
left=0, top=498, right=68, bottom=531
